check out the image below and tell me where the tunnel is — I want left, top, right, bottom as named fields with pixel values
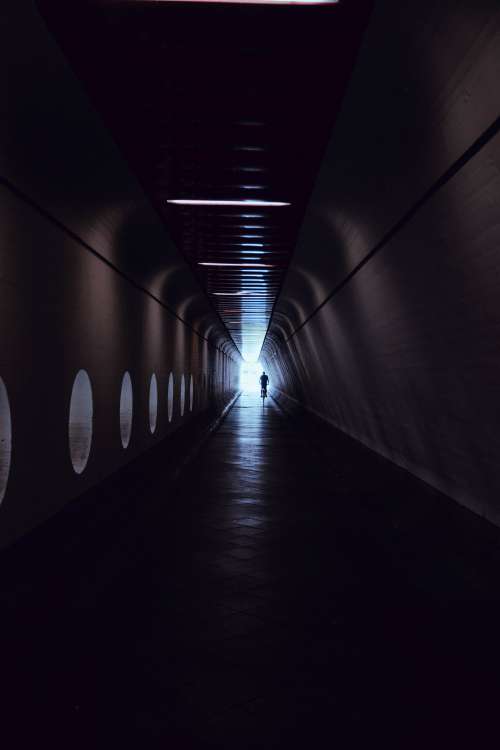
left=1, top=0, right=500, bottom=746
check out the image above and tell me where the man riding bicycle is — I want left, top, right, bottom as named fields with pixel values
left=260, top=371, right=269, bottom=398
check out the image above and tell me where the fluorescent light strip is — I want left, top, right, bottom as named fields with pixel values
left=213, top=291, right=269, bottom=296
left=199, top=262, right=276, bottom=267
left=204, top=235, right=268, bottom=239
left=167, top=199, right=290, bottom=207
left=203, top=214, right=267, bottom=219
left=213, top=291, right=253, bottom=296
left=149, top=1, right=338, bottom=5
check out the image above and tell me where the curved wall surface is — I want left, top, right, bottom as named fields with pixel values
left=0, top=1, right=239, bottom=548
left=263, top=1, right=500, bottom=524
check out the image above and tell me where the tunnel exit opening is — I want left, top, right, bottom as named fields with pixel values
left=239, top=361, right=264, bottom=394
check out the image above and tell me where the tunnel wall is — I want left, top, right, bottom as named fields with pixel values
left=263, top=1, right=500, bottom=524
left=0, top=1, right=239, bottom=549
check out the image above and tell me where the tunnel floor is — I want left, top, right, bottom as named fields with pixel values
left=4, top=393, right=500, bottom=747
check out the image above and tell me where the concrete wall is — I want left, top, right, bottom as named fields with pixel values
left=0, top=1, right=239, bottom=548
left=263, top=1, right=500, bottom=524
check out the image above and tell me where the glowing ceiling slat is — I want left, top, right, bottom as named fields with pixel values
left=167, top=199, right=290, bottom=207
left=141, top=1, right=338, bottom=4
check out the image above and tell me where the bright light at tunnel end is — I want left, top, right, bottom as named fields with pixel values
left=239, top=360, right=266, bottom=394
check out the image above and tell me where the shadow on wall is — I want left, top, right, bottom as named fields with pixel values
left=0, top=349, right=238, bottom=551
left=0, top=2, right=241, bottom=550
left=263, top=1, right=500, bottom=524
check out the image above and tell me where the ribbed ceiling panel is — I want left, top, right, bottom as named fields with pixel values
left=39, top=0, right=373, bottom=360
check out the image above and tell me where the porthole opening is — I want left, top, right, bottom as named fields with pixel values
left=167, top=372, right=174, bottom=422
left=149, top=373, right=158, bottom=434
left=189, top=374, right=194, bottom=412
left=69, top=369, right=93, bottom=474
left=120, top=371, right=133, bottom=448
left=180, top=374, right=186, bottom=417
left=0, top=377, right=12, bottom=504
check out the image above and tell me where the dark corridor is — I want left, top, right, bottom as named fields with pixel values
left=2, top=0, right=500, bottom=747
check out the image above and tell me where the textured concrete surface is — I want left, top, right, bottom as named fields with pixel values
left=2, top=392, right=500, bottom=747
left=0, top=0, right=239, bottom=548
left=263, top=2, right=500, bottom=521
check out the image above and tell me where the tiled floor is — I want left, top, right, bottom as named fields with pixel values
left=4, top=392, right=500, bottom=747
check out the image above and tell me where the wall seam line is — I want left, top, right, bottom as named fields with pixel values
left=268, top=113, right=500, bottom=352
left=0, top=175, right=237, bottom=360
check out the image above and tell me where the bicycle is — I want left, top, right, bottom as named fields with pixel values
left=261, top=386, right=267, bottom=405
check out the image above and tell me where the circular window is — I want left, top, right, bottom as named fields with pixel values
left=69, top=369, right=93, bottom=474
left=120, top=371, right=133, bottom=449
left=149, top=373, right=158, bottom=434
left=189, top=375, right=194, bottom=412
left=0, top=378, right=12, bottom=504
left=167, top=372, right=174, bottom=422
left=180, top=374, right=186, bottom=417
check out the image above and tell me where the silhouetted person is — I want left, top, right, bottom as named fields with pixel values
left=260, top=371, right=269, bottom=396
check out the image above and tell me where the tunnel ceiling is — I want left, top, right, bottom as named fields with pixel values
left=39, top=0, right=372, bottom=361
